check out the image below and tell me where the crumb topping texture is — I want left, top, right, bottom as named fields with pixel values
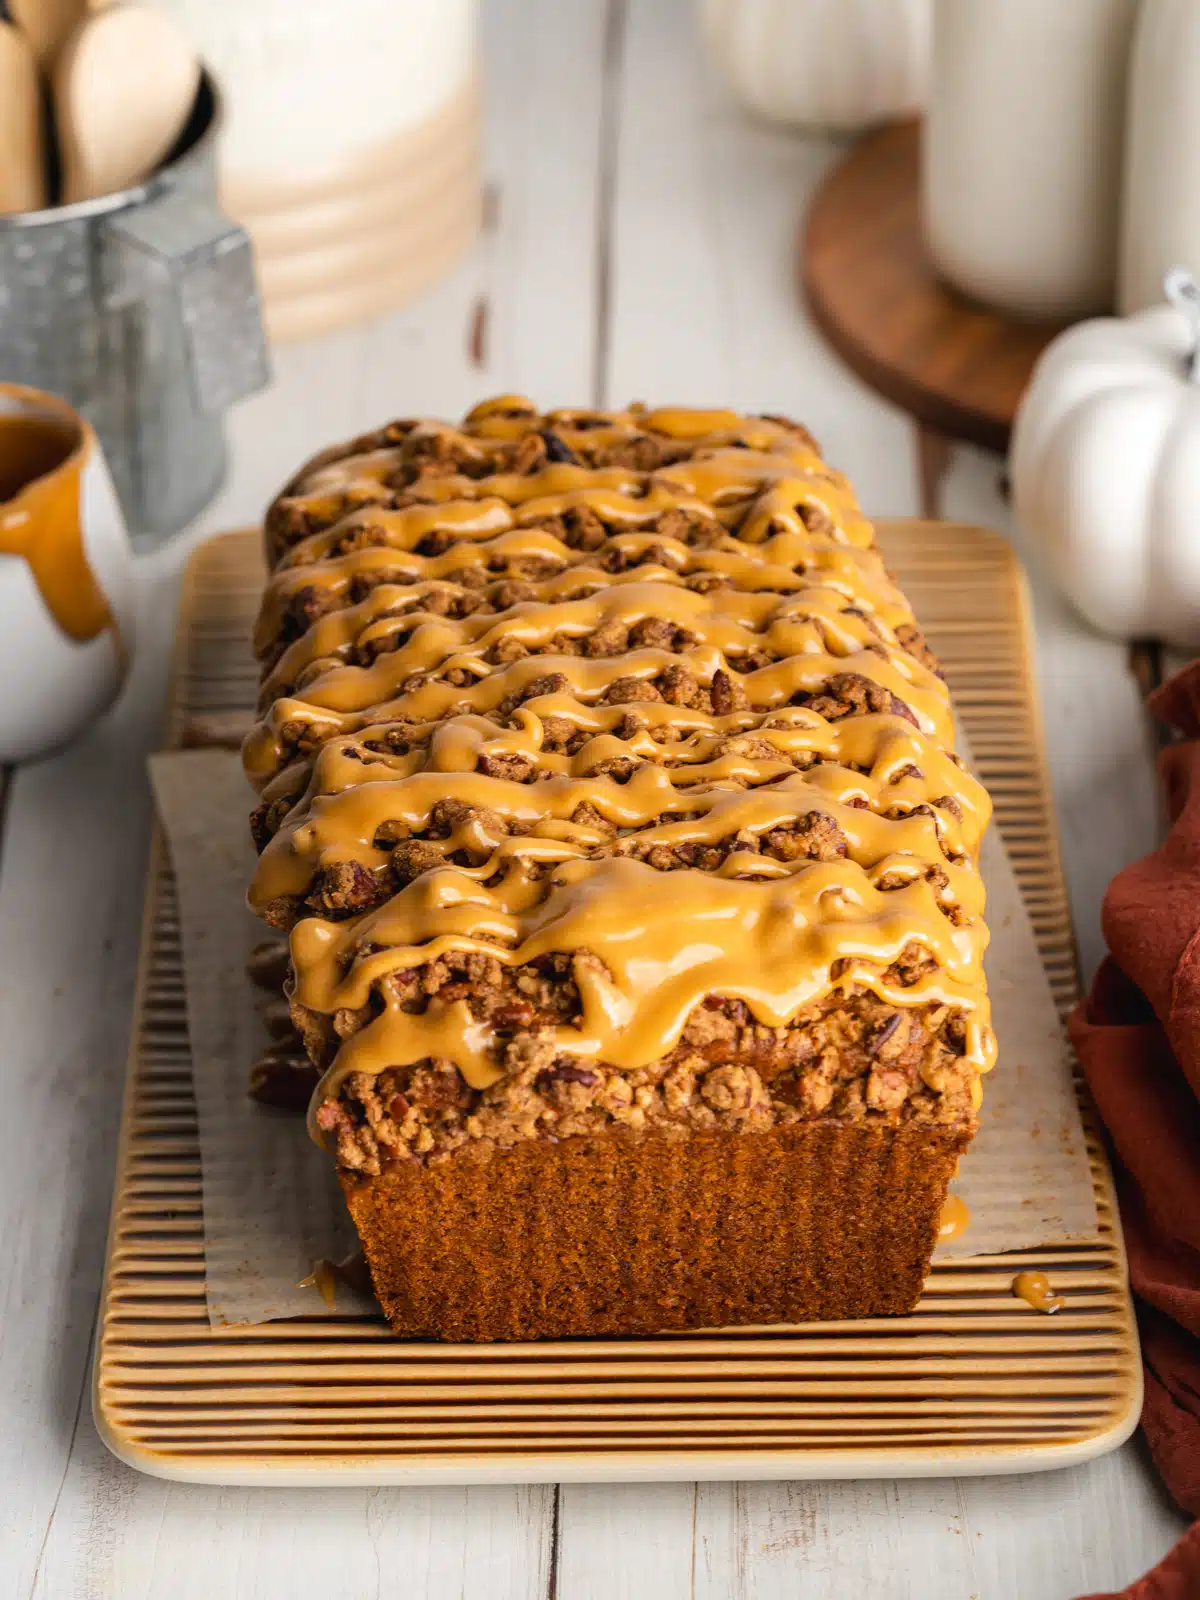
left=244, top=398, right=993, bottom=1170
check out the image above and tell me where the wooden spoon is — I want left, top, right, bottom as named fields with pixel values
left=8, top=0, right=89, bottom=73
left=54, top=5, right=199, bottom=204
left=0, top=15, right=47, bottom=213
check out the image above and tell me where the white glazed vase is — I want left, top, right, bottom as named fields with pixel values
left=0, top=385, right=135, bottom=763
left=924, top=0, right=1139, bottom=319
left=700, top=0, right=930, bottom=132
left=1119, top=0, right=1200, bottom=314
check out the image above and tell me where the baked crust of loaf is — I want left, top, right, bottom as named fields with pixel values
left=343, top=1119, right=973, bottom=1341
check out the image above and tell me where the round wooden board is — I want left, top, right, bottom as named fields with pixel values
left=802, top=119, right=1074, bottom=455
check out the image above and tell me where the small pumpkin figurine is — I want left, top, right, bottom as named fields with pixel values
left=1010, top=269, right=1200, bottom=650
left=699, top=0, right=930, bottom=133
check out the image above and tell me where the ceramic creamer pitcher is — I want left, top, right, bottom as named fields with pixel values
left=0, top=383, right=135, bottom=762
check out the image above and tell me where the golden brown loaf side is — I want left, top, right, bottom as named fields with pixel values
left=243, top=396, right=994, bottom=1340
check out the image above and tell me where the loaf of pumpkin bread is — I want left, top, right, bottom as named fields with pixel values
left=243, top=397, right=994, bottom=1341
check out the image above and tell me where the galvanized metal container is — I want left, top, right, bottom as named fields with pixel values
left=0, top=75, right=268, bottom=548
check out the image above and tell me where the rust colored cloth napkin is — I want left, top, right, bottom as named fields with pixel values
left=1069, top=662, right=1200, bottom=1598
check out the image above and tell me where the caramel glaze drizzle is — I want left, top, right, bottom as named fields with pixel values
left=255, top=701, right=990, bottom=855
left=291, top=853, right=993, bottom=1140
left=246, top=398, right=995, bottom=1143
left=251, top=582, right=951, bottom=751
left=261, top=493, right=892, bottom=623
left=267, top=401, right=848, bottom=557
left=258, top=545, right=915, bottom=704
left=247, top=639, right=952, bottom=788
left=258, top=489, right=892, bottom=649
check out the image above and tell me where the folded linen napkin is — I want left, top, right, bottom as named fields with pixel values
left=1070, top=662, right=1200, bottom=1598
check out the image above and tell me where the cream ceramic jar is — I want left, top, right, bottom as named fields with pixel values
left=923, top=0, right=1138, bottom=319
left=149, top=0, right=480, bottom=341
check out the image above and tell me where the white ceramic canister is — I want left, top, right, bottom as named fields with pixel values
left=1119, top=1, right=1200, bottom=313
left=147, top=0, right=481, bottom=343
left=0, top=385, right=135, bottom=763
left=923, top=0, right=1139, bottom=319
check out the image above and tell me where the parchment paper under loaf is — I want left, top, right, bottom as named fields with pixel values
left=150, top=751, right=373, bottom=1324
left=150, top=746, right=1098, bottom=1328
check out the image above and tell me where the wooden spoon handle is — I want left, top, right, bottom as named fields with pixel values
left=0, top=21, right=47, bottom=213
left=8, top=0, right=87, bottom=71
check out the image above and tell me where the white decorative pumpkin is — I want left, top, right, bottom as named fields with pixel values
left=700, top=0, right=930, bottom=132
left=1011, top=271, right=1200, bottom=649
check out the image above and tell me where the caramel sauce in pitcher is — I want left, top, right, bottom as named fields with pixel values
left=0, top=405, right=116, bottom=646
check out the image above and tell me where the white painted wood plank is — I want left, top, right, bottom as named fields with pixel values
left=556, top=1450, right=1190, bottom=1600
left=33, top=1416, right=552, bottom=1600
left=955, top=1448, right=1191, bottom=1600
left=5, top=1, right=609, bottom=1593
left=697, top=1479, right=981, bottom=1600
left=557, top=1484, right=696, bottom=1600
left=693, top=1453, right=1190, bottom=1600
left=0, top=565, right=174, bottom=1600
left=554, top=1452, right=1191, bottom=1600
left=476, top=0, right=611, bottom=405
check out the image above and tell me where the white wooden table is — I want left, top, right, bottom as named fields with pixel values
left=2, top=3, right=1192, bottom=1595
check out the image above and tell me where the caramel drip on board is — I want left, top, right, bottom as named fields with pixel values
left=1011, top=1270, right=1064, bottom=1314
left=297, top=1252, right=373, bottom=1307
left=249, top=399, right=994, bottom=1132
left=297, top=1260, right=338, bottom=1307
left=938, top=1192, right=971, bottom=1241
left=0, top=409, right=113, bottom=643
